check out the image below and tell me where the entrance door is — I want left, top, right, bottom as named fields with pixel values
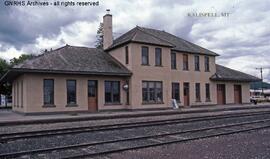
left=183, top=82, right=190, bottom=106
left=217, top=84, right=226, bottom=105
left=88, top=80, right=97, bottom=112
left=234, top=85, right=242, bottom=104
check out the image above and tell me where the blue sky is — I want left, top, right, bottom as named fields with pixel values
left=0, top=0, right=270, bottom=81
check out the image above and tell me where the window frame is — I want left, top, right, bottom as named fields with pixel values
left=205, top=83, right=211, bottom=101
left=142, top=81, right=163, bottom=104
left=183, top=54, right=189, bottom=70
left=104, top=81, right=121, bottom=104
left=155, top=48, right=162, bottom=66
left=195, top=83, right=201, bottom=102
left=172, top=82, right=180, bottom=102
left=171, top=52, right=176, bottom=69
left=205, top=56, right=210, bottom=72
left=194, top=55, right=200, bottom=71
left=125, top=46, right=129, bottom=64
left=21, top=80, right=23, bottom=108
left=16, top=81, right=19, bottom=107
left=66, top=79, right=77, bottom=106
left=43, top=79, right=55, bottom=106
left=141, top=46, right=149, bottom=65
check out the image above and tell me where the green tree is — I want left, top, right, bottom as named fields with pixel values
left=0, top=54, right=35, bottom=106
left=0, top=58, right=11, bottom=106
left=0, top=58, right=9, bottom=77
left=10, top=54, right=35, bottom=66
left=95, top=22, right=104, bottom=49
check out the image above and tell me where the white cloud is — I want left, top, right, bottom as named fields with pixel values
left=35, top=21, right=99, bottom=49
left=0, top=47, right=24, bottom=60
left=217, top=55, right=270, bottom=82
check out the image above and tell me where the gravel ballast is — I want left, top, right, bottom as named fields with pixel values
left=99, top=128, right=270, bottom=159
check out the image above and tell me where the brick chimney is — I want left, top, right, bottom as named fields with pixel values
left=103, top=9, right=113, bottom=50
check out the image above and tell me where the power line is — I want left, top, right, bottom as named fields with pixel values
left=255, top=67, right=270, bottom=95
left=255, top=67, right=263, bottom=95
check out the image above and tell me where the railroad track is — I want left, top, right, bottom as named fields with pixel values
left=1, top=110, right=270, bottom=143
left=0, top=112, right=270, bottom=158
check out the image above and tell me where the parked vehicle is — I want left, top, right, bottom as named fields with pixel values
left=250, top=96, right=267, bottom=104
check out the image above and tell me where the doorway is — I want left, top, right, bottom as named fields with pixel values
left=217, top=84, right=226, bottom=105
left=234, top=85, right=242, bottom=104
left=88, top=80, right=97, bottom=112
left=183, top=82, right=190, bottom=106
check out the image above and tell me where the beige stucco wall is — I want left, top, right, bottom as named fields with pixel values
left=109, top=44, right=132, bottom=71
left=109, top=43, right=251, bottom=108
left=213, top=81, right=251, bottom=104
left=12, top=75, right=27, bottom=113
left=11, top=43, right=252, bottom=113
left=13, top=73, right=129, bottom=113
left=109, top=43, right=217, bottom=109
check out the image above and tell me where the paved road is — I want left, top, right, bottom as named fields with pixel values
left=95, top=128, right=270, bottom=159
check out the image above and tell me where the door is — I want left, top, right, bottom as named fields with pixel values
left=217, top=84, right=226, bottom=105
left=88, top=80, right=97, bottom=112
left=183, top=82, right=190, bottom=106
left=234, top=85, right=242, bottom=104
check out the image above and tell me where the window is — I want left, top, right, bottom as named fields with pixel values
left=172, top=83, right=180, bottom=102
left=142, top=81, right=163, bottom=103
left=183, top=54, right=189, bottom=70
left=195, top=83, right=201, bottom=102
left=155, top=48, right=162, bottom=66
left=14, top=82, right=16, bottom=107
left=105, top=81, right=120, bottom=103
left=125, top=46, right=129, bottom=64
left=13, top=83, right=15, bottom=107
left=205, top=56, right=210, bottom=71
left=67, top=80, right=76, bottom=105
left=205, top=83, right=211, bottom=101
left=126, top=81, right=129, bottom=105
left=194, top=55, right=200, bottom=71
left=13, top=82, right=16, bottom=107
left=141, top=46, right=149, bottom=65
left=21, top=80, right=23, bottom=107
left=88, top=80, right=97, bottom=97
left=171, top=52, right=176, bottom=69
left=44, top=79, right=54, bottom=105
left=16, top=81, right=19, bottom=107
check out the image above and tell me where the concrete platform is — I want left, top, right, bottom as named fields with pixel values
left=0, top=103, right=270, bottom=126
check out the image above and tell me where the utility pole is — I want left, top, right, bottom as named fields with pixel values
left=255, top=67, right=264, bottom=96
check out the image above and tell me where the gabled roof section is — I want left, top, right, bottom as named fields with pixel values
left=139, top=27, right=218, bottom=56
left=211, top=64, right=261, bottom=82
left=1, top=45, right=131, bottom=82
left=107, top=26, right=174, bottom=50
left=107, top=26, right=218, bottom=56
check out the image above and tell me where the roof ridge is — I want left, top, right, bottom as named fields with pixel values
left=216, top=64, right=253, bottom=77
left=140, top=26, right=189, bottom=44
left=139, top=26, right=218, bottom=55
left=136, top=26, right=175, bottom=47
left=13, top=45, right=69, bottom=68
left=117, top=27, right=138, bottom=41
left=131, top=26, right=140, bottom=41
left=215, top=64, right=260, bottom=81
